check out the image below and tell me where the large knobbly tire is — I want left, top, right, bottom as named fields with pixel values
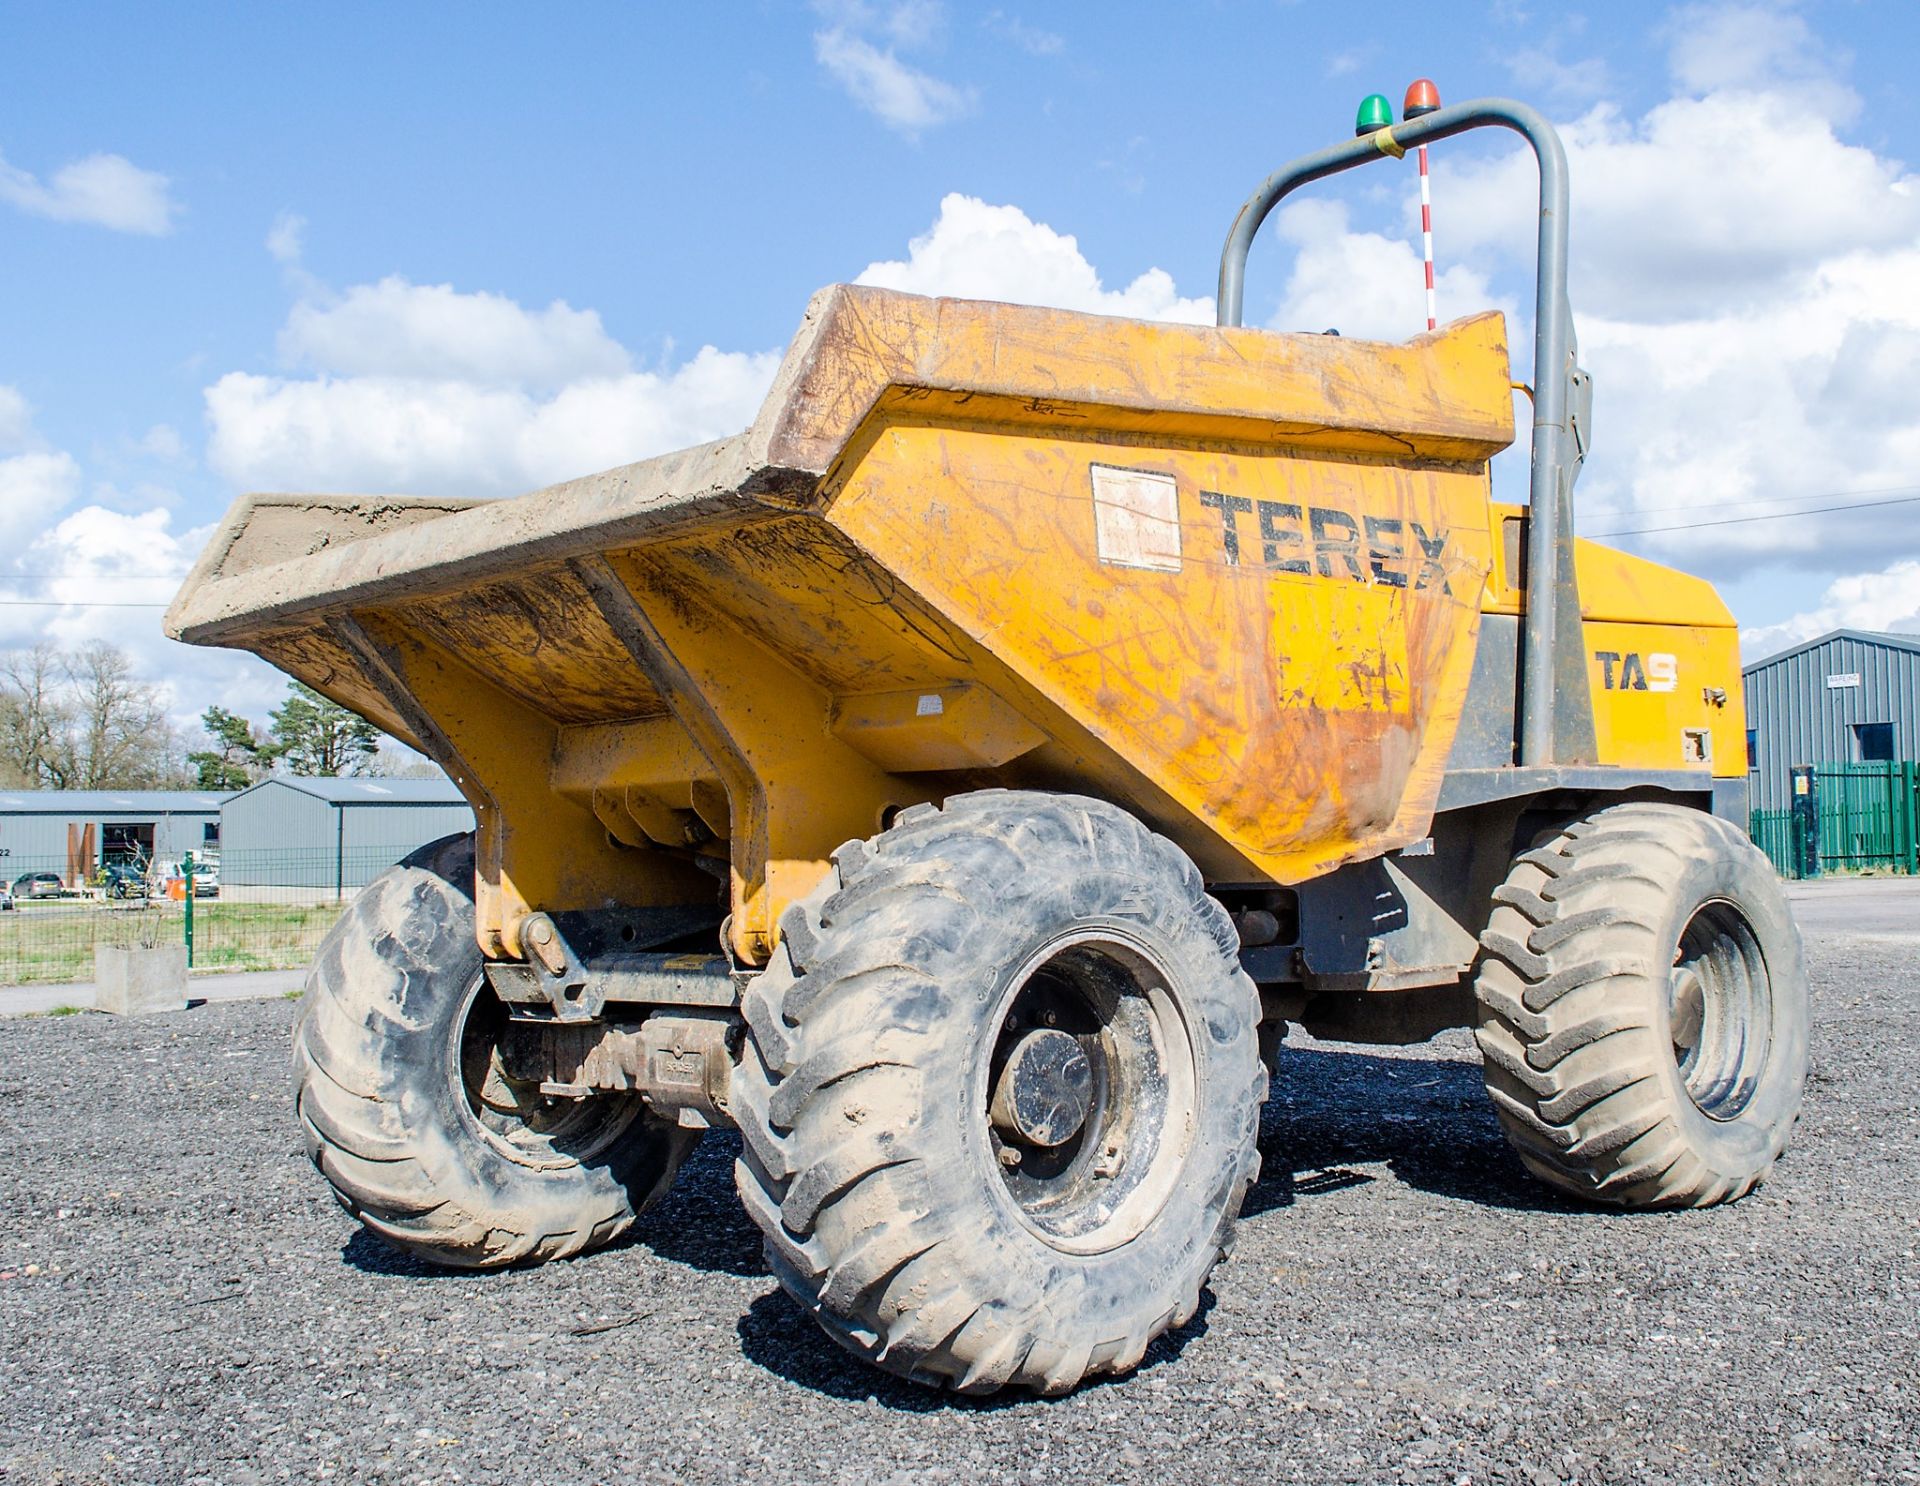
left=732, top=790, right=1265, bottom=1395
left=292, top=833, right=698, bottom=1268
left=1475, top=802, right=1809, bottom=1208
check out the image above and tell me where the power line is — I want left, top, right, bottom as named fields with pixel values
left=1588, top=480, right=1920, bottom=522
left=1592, top=492, right=1920, bottom=538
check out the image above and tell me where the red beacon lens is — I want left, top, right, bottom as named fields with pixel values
left=1403, top=79, right=1441, bottom=118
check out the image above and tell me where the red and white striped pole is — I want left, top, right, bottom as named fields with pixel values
left=1418, top=144, right=1435, bottom=330
left=1404, top=79, right=1441, bottom=331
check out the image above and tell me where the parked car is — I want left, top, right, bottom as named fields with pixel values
left=191, top=865, right=219, bottom=899
left=10, top=871, right=64, bottom=900
left=101, top=864, right=149, bottom=900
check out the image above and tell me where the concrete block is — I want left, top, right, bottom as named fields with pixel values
left=94, top=945, right=190, bottom=1015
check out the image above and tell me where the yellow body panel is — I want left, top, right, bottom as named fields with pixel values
left=826, top=426, right=1493, bottom=880
left=166, top=286, right=1748, bottom=966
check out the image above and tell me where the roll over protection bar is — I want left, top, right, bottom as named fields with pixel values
left=1217, top=98, right=1596, bottom=768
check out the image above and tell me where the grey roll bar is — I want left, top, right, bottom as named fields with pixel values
left=1217, top=97, right=1595, bottom=768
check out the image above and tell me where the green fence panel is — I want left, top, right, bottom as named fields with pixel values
left=1804, top=760, right=1920, bottom=875
left=1748, top=808, right=1800, bottom=878
left=1814, top=762, right=1900, bottom=873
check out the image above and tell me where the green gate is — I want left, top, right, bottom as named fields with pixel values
left=1750, top=761, right=1920, bottom=878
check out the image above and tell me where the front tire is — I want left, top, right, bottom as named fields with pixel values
left=1474, top=802, right=1809, bottom=1207
left=292, top=833, right=698, bottom=1268
left=732, top=791, right=1265, bottom=1395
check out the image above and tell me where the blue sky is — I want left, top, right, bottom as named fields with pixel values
left=4, top=1, right=1919, bottom=728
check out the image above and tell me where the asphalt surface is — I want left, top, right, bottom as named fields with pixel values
left=1, top=889, right=1915, bottom=1485
left=1784, top=876, right=1920, bottom=940
left=0, top=968, right=305, bottom=1018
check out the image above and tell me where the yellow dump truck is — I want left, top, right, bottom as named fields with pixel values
left=168, top=97, right=1806, bottom=1395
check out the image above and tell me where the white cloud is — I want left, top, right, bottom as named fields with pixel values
left=266, top=211, right=306, bottom=266
left=1438, top=92, right=1919, bottom=323
left=205, top=192, right=1221, bottom=501
left=855, top=193, right=1213, bottom=322
left=0, top=386, right=31, bottom=452
left=1575, top=246, right=1920, bottom=574
left=877, top=0, right=944, bottom=48
left=1661, top=1, right=1854, bottom=119
left=5, top=505, right=289, bottom=732
left=137, top=424, right=185, bottom=462
left=1324, top=49, right=1365, bottom=79
left=813, top=1, right=973, bottom=135
left=205, top=347, right=779, bottom=500
left=279, top=276, right=631, bottom=391
left=0, top=451, right=81, bottom=551
left=1506, top=45, right=1611, bottom=105
left=1740, top=558, right=1920, bottom=660
left=0, top=147, right=179, bottom=234
left=1264, top=199, right=1510, bottom=343
left=984, top=12, right=1063, bottom=56
left=814, top=28, right=974, bottom=134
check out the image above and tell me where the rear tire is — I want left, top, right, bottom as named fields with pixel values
left=292, top=833, right=698, bottom=1268
left=1474, top=802, right=1809, bottom=1207
left=732, top=791, right=1265, bottom=1395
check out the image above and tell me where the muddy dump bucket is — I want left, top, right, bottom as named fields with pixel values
left=168, top=284, right=1514, bottom=963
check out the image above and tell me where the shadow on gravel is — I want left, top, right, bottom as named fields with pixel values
left=736, top=1285, right=1214, bottom=1408
left=341, top=1228, right=502, bottom=1278
left=628, top=1134, right=767, bottom=1279
left=336, top=1133, right=775, bottom=1280
left=1246, top=1046, right=1576, bottom=1216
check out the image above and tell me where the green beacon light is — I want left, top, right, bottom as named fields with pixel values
left=1354, top=93, right=1393, bottom=137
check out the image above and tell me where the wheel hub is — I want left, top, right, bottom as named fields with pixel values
left=1668, top=900, right=1772, bottom=1120
left=990, top=1028, right=1093, bottom=1147
left=1668, top=965, right=1706, bottom=1063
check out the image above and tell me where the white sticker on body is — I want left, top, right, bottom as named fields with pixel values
left=1090, top=464, right=1182, bottom=573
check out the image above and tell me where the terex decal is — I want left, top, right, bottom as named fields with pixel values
left=1197, top=490, right=1451, bottom=593
left=1595, top=650, right=1678, bottom=692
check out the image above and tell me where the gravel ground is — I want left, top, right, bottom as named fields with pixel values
left=1, top=918, right=1914, bottom=1486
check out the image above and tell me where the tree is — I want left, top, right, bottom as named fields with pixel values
left=187, top=705, right=272, bottom=790
left=59, top=643, right=178, bottom=789
left=0, top=644, right=66, bottom=788
left=269, top=682, right=380, bottom=776
left=0, top=642, right=187, bottom=789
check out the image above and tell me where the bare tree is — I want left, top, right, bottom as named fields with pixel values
left=0, top=643, right=69, bottom=787
left=0, top=642, right=188, bottom=790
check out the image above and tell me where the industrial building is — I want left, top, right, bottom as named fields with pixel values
left=1743, top=629, right=1920, bottom=877
left=217, top=776, right=475, bottom=897
left=1743, top=629, right=1920, bottom=813
left=0, top=789, right=229, bottom=886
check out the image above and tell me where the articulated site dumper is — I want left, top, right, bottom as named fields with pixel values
left=169, top=97, right=1807, bottom=1395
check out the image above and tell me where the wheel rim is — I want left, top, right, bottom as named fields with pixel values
left=1667, top=899, right=1773, bottom=1121
left=980, top=928, right=1197, bottom=1256
left=449, top=975, right=642, bottom=1167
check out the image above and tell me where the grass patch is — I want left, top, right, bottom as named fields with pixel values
left=0, top=900, right=347, bottom=986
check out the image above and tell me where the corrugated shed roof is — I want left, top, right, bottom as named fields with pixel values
left=0, top=790, right=231, bottom=814
left=1744, top=628, right=1920, bottom=676
left=225, top=775, right=466, bottom=806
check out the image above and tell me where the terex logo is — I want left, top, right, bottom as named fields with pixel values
left=1596, top=651, right=1678, bottom=692
left=1198, top=492, right=1451, bottom=593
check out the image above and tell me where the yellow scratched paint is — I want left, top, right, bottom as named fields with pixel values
left=1478, top=500, right=1744, bottom=777
left=1581, top=619, right=1746, bottom=774
left=825, top=426, right=1494, bottom=878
